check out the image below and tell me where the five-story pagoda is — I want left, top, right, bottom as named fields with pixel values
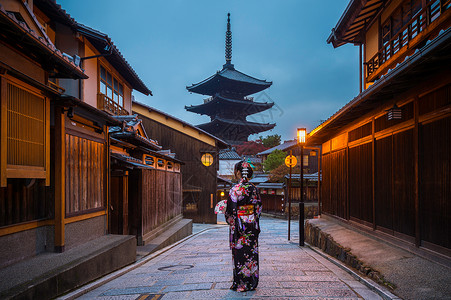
left=186, top=13, right=275, bottom=145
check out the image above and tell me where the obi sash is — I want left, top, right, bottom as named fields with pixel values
left=238, top=205, right=254, bottom=216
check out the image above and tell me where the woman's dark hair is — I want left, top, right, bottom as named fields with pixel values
left=234, top=160, right=253, bottom=179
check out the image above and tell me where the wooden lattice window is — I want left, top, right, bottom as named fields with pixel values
left=1, top=78, right=50, bottom=187
left=65, top=134, right=105, bottom=215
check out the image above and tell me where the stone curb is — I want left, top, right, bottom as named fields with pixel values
left=305, top=242, right=401, bottom=300
left=305, top=221, right=400, bottom=298
left=57, top=227, right=215, bottom=300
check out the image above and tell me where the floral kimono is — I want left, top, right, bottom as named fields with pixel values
left=225, top=178, right=262, bottom=292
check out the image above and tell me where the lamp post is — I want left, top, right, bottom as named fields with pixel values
left=297, top=128, right=306, bottom=247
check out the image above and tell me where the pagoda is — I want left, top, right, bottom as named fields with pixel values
left=186, top=13, right=275, bottom=145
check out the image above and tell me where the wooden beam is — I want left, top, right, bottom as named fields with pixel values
left=372, top=118, right=376, bottom=230
left=106, top=128, right=111, bottom=234
left=45, top=97, right=50, bottom=186
left=0, top=77, right=7, bottom=187
left=414, top=97, right=420, bottom=247
left=54, top=106, right=66, bottom=253
left=122, top=174, right=128, bottom=234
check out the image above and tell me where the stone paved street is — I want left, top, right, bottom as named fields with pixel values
left=73, top=217, right=382, bottom=299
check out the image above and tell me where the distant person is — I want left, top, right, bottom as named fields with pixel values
left=225, top=160, right=262, bottom=292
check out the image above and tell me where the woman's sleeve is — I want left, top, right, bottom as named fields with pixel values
left=254, top=187, right=262, bottom=219
left=225, top=194, right=235, bottom=225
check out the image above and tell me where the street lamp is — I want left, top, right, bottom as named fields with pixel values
left=297, top=128, right=307, bottom=247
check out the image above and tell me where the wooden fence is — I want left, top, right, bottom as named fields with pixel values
left=130, top=168, right=182, bottom=244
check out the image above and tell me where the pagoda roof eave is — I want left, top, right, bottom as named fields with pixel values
left=197, top=117, right=276, bottom=134
left=185, top=95, right=274, bottom=115
left=186, top=67, right=272, bottom=96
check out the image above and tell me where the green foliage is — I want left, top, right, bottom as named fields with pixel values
left=263, top=149, right=286, bottom=173
left=259, top=134, right=281, bottom=148
left=268, top=164, right=301, bottom=182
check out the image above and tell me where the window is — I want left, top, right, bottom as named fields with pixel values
left=381, top=0, right=423, bottom=47
left=100, top=65, right=124, bottom=108
left=143, top=154, right=155, bottom=167
left=1, top=78, right=50, bottom=187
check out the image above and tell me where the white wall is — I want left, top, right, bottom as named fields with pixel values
left=219, top=159, right=240, bottom=176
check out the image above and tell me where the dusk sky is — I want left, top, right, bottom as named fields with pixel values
left=59, top=0, right=359, bottom=142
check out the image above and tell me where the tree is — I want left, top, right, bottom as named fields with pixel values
left=259, top=134, right=281, bottom=148
left=263, top=149, right=286, bottom=173
left=235, top=141, right=268, bottom=156
left=268, top=164, right=301, bottom=183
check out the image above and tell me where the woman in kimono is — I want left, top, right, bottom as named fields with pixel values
left=225, top=160, right=262, bottom=292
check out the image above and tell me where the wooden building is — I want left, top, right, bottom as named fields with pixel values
left=218, top=148, right=242, bottom=180
left=109, top=115, right=182, bottom=245
left=0, top=0, right=119, bottom=266
left=309, top=0, right=450, bottom=258
left=0, top=0, right=178, bottom=271
left=257, top=140, right=320, bottom=175
left=133, top=101, right=228, bottom=224
left=33, top=1, right=156, bottom=253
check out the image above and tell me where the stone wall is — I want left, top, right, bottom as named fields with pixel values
left=305, top=220, right=395, bottom=290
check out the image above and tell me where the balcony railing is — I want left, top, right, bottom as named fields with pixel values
left=366, top=0, right=451, bottom=81
left=97, top=93, right=128, bottom=116
left=47, top=80, right=65, bottom=94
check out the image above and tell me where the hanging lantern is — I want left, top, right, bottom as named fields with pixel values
left=387, top=105, right=402, bottom=120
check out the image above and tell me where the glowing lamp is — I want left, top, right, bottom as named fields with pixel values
left=201, top=153, right=213, bottom=166
left=297, top=128, right=307, bottom=144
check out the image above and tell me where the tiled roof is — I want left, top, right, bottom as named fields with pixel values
left=257, top=182, right=284, bottom=189
left=109, top=115, right=162, bottom=150
left=219, top=149, right=242, bottom=160
left=185, top=94, right=274, bottom=116
left=76, top=23, right=152, bottom=96
left=133, top=101, right=229, bottom=148
left=249, top=174, right=269, bottom=184
left=34, top=0, right=152, bottom=95
left=186, top=65, right=272, bottom=97
left=309, top=28, right=451, bottom=145
left=284, top=173, right=321, bottom=181
left=0, top=3, right=86, bottom=79
left=197, top=117, right=276, bottom=132
left=257, top=140, right=297, bottom=156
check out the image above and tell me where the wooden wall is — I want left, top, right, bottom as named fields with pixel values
left=321, top=81, right=450, bottom=255
left=0, top=179, right=50, bottom=227
left=420, top=115, right=450, bottom=250
left=129, top=169, right=182, bottom=244
left=137, top=114, right=219, bottom=224
left=261, top=194, right=284, bottom=213
left=65, top=134, right=105, bottom=216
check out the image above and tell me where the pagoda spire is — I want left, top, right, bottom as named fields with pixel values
left=224, top=13, right=233, bottom=68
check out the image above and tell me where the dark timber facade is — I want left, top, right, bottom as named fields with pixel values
left=310, top=0, right=451, bottom=258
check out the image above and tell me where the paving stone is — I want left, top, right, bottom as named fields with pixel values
left=100, top=286, right=163, bottom=296
left=162, top=282, right=212, bottom=292
left=159, top=291, right=191, bottom=299
left=69, top=217, right=386, bottom=300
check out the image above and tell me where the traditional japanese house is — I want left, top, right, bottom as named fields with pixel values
left=218, top=148, right=242, bottom=180
left=133, top=101, right=229, bottom=224
left=257, top=140, right=319, bottom=175
left=109, top=115, right=183, bottom=245
left=1, top=0, right=170, bottom=266
left=309, top=0, right=451, bottom=258
left=185, top=13, right=275, bottom=145
left=0, top=0, right=77, bottom=266
left=30, top=0, right=156, bottom=254
left=0, top=0, right=126, bottom=270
